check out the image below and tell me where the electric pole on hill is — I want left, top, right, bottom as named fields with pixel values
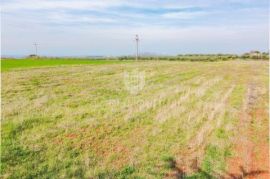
left=135, top=34, right=139, bottom=60
left=33, top=42, right=38, bottom=56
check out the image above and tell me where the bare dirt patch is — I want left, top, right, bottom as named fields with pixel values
left=227, top=84, right=269, bottom=179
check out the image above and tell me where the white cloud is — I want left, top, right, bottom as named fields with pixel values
left=47, top=12, right=117, bottom=24
left=1, top=0, right=268, bottom=56
left=1, top=0, right=126, bottom=11
left=162, top=11, right=206, bottom=19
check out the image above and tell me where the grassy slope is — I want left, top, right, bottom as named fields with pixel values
left=1, top=60, right=268, bottom=178
left=1, top=58, right=126, bottom=71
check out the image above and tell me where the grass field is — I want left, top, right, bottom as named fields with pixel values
left=1, top=59, right=269, bottom=178
left=1, top=59, right=126, bottom=71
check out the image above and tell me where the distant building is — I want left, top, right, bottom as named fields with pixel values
left=249, top=51, right=262, bottom=59
left=242, top=51, right=264, bottom=59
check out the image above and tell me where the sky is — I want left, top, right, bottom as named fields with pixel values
left=1, top=0, right=269, bottom=56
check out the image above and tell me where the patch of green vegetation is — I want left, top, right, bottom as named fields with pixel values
left=216, top=128, right=228, bottom=139
left=117, top=166, right=136, bottom=178
left=161, top=155, right=175, bottom=169
left=185, top=144, right=232, bottom=179
left=92, top=165, right=137, bottom=179
left=229, top=85, right=245, bottom=109
left=1, top=58, right=128, bottom=71
left=201, top=145, right=231, bottom=174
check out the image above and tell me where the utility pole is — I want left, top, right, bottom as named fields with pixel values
left=33, top=42, right=38, bottom=56
left=135, top=34, right=139, bottom=60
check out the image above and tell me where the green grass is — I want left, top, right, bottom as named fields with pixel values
left=1, top=58, right=128, bottom=71
left=1, top=60, right=268, bottom=178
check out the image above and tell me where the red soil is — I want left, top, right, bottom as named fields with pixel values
left=227, top=107, right=269, bottom=179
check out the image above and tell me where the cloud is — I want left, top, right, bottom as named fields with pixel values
left=1, top=0, right=269, bottom=56
left=1, top=0, right=126, bottom=11
left=162, top=11, right=206, bottom=19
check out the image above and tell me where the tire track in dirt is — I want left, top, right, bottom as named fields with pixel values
left=227, top=84, right=269, bottom=179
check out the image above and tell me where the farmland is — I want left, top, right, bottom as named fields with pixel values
left=1, top=59, right=126, bottom=72
left=1, top=59, right=269, bottom=178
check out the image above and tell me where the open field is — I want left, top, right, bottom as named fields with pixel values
left=1, top=60, right=269, bottom=178
left=1, top=59, right=126, bottom=72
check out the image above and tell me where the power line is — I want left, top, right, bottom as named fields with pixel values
left=33, top=42, right=38, bottom=56
left=135, top=34, right=139, bottom=60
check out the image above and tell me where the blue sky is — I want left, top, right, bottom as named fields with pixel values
left=2, top=0, right=269, bottom=56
